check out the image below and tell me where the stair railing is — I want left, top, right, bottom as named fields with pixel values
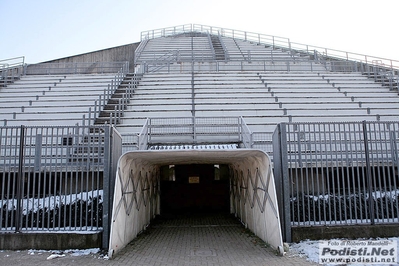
left=0, top=64, right=7, bottom=85
left=146, top=51, right=179, bottom=73
left=206, top=32, right=216, bottom=60
left=357, top=60, right=399, bottom=91
left=108, top=73, right=142, bottom=126
left=217, top=31, right=229, bottom=62
left=81, top=61, right=129, bottom=126
left=0, top=56, right=25, bottom=86
left=134, top=38, right=149, bottom=65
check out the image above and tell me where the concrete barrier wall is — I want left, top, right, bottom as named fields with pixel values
left=108, top=149, right=284, bottom=258
left=40, top=42, right=140, bottom=72
left=0, top=232, right=101, bottom=250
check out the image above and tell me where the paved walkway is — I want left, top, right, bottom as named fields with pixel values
left=0, top=213, right=317, bottom=265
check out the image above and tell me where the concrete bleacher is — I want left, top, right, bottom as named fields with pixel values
left=136, top=34, right=214, bottom=63
left=116, top=68, right=399, bottom=142
left=2, top=30, right=399, bottom=148
left=221, top=37, right=296, bottom=62
left=0, top=74, right=117, bottom=126
left=136, top=33, right=327, bottom=73
left=116, top=73, right=193, bottom=134
left=259, top=72, right=399, bottom=121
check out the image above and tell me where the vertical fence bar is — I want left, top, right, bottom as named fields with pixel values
left=15, top=125, right=25, bottom=232
left=363, top=121, right=375, bottom=224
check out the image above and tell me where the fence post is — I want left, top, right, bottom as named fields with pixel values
left=363, top=121, right=375, bottom=224
left=15, top=125, right=25, bottom=232
left=102, top=126, right=111, bottom=249
left=272, top=123, right=291, bottom=242
left=192, top=116, right=197, bottom=143
left=148, top=118, right=152, bottom=145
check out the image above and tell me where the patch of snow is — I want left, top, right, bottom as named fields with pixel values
left=28, top=248, right=100, bottom=257
left=65, top=248, right=100, bottom=256
left=367, top=189, right=399, bottom=200
left=289, top=239, right=320, bottom=263
left=1, top=190, right=103, bottom=215
left=47, top=253, right=66, bottom=260
left=19, top=228, right=103, bottom=233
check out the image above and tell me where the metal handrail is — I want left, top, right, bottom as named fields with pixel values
left=138, top=59, right=322, bottom=74
left=140, top=24, right=193, bottom=40
left=139, top=24, right=399, bottom=71
left=82, top=61, right=130, bottom=126
left=0, top=56, right=25, bottom=67
left=133, top=38, right=149, bottom=65
left=138, top=118, right=149, bottom=150
left=206, top=32, right=216, bottom=60
left=146, top=51, right=179, bottom=73
left=240, top=116, right=253, bottom=148
left=0, top=56, right=26, bottom=86
left=218, top=31, right=229, bottom=61
left=137, top=116, right=253, bottom=149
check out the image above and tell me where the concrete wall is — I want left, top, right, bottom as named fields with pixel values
left=42, top=42, right=140, bottom=72
left=0, top=232, right=101, bottom=250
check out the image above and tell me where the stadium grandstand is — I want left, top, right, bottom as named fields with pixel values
left=1, top=24, right=399, bottom=258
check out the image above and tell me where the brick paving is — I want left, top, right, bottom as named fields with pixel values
left=0, top=213, right=317, bottom=265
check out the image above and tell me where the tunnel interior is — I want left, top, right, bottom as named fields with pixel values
left=160, top=164, right=230, bottom=214
left=109, top=150, right=283, bottom=257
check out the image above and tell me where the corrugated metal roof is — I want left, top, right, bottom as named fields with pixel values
left=149, top=144, right=238, bottom=150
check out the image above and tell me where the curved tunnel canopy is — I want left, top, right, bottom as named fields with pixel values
left=109, top=149, right=283, bottom=258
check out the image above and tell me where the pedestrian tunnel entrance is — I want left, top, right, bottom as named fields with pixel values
left=108, top=150, right=283, bottom=258
left=160, top=164, right=230, bottom=214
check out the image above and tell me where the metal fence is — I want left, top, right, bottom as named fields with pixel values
left=0, top=125, right=121, bottom=242
left=273, top=121, right=399, bottom=241
left=252, top=132, right=273, bottom=155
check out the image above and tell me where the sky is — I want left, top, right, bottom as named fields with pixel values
left=1, top=0, right=398, bottom=64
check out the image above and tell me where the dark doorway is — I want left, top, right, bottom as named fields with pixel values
left=160, top=164, right=230, bottom=214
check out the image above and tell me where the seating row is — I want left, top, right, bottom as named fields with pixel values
left=0, top=74, right=117, bottom=126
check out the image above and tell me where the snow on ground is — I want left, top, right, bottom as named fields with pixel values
left=25, top=248, right=108, bottom=260
left=289, top=239, right=320, bottom=263
left=1, top=237, right=399, bottom=264
left=289, top=237, right=399, bottom=265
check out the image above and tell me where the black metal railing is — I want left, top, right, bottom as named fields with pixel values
left=273, top=121, right=399, bottom=241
